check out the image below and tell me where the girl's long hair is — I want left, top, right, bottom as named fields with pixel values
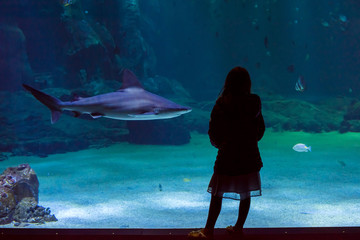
left=218, top=66, right=252, bottom=98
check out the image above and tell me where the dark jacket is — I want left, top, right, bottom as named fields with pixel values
left=208, top=93, right=265, bottom=175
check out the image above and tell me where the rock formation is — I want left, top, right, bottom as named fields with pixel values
left=0, top=24, right=32, bottom=91
left=0, top=164, right=57, bottom=225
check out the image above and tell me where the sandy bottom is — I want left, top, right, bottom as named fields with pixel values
left=1, top=131, right=360, bottom=228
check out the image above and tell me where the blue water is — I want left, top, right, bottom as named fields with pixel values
left=0, top=0, right=359, bottom=228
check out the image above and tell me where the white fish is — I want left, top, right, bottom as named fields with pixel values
left=293, top=143, right=311, bottom=152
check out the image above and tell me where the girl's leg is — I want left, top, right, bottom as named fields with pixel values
left=205, top=195, right=223, bottom=230
left=235, top=197, right=251, bottom=229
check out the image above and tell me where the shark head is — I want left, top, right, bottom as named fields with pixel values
left=149, top=104, right=192, bottom=119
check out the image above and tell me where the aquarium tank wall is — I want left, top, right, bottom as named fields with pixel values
left=0, top=0, right=359, bottom=228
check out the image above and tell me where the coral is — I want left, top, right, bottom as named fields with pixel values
left=13, top=199, right=57, bottom=225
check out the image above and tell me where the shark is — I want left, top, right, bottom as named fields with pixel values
left=23, top=69, right=192, bottom=123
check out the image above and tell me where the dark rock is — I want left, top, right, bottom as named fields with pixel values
left=340, top=120, right=360, bottom=133
left=0, top=185, right=16, bottom=225
left=344, top=100, right=360, bottom=120
left=1, top=164, right=39, bottom=203
left=91, top=21, right=116, bottom=54
left=339, top=120, right=351, bottom=133
left=0, top=164, right=57, bottom=225
left=61, top=0, right=101, bottom=57
left=185, top=96, right=350, bottom=134
left=60, top=0, right=112, bottom=87
left=0, top=164, right=38, bottom=225
left=114, top=0, right=156, bottom=77
left=13, top=199, right=57, bottom=224
left=262, top=99, right=344, bottom=133
left=334, top=98, right=360, bottom=133
left=0, top=24, right=32, bottom=91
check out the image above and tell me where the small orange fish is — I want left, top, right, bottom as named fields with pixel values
left=183, top=178, right=191, bottom=182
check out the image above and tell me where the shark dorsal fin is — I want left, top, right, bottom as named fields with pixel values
left=120, top=69, right=143, bottom=90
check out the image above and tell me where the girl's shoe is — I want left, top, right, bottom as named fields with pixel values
left=226, top=225, right=244, bottom=236
left=188, top=228, right=214, bottom=239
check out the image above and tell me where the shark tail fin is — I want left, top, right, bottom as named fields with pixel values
left=22, top=84, right=63, bottom=124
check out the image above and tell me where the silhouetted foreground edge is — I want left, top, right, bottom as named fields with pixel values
left=1, top=227, right=360, bottom=240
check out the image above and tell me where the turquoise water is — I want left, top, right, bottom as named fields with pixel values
left=1, top=131, right=359, bottom=228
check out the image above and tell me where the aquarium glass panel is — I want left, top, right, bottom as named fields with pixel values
left=0, top=0, right=359, bottom=228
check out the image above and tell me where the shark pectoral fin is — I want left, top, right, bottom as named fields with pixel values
left=72, top=111, right=81, bottom=118
left=90, top=112, right=104, bottom=119
left=51, top=110, right=62, bottom=124
left=142, top=108, right=160, bottom=115
left=143, top=111, right=159, bottom=115
left=133, top=111, right=158, bottom=116
left=128, top=111, right=159, bottom=118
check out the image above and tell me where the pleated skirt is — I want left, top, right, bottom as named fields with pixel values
left=207, top=171, right=261, bottom=200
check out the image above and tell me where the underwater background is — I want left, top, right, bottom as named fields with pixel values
left=0, top=0, right=360, bottom=228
